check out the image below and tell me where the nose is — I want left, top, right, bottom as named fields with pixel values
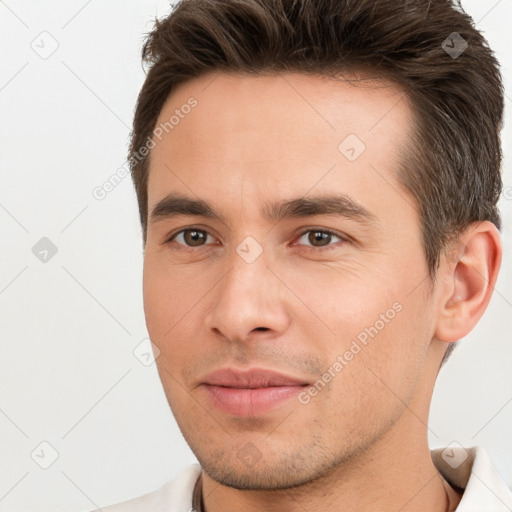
left=203, top=246, right=291, bottom=344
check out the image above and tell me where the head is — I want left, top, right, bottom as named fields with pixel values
left=132, top=0, right=503, bottom=491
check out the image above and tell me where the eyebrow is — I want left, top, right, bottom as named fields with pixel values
left=149, top=192, right=377, bottom=226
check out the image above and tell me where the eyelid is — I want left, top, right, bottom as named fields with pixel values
left=291, top=227, right=349, bottom=249
left=166, top=226, right=217, bottom=247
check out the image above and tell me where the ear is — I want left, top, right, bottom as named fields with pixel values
left=435, top=221, right=502, bottom=343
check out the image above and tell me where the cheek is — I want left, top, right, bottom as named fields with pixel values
left=142, top=257, right=215, bottom=379
left=309, top=301, right=431, bottom=441
left=142, top=267, right=167, bottom=337
left=337, top=290, right=434, bottom=408
left=287, top=259, right=433, bottom=392
left=279, top=259, right=402, bottom=339
left=142, top=254, right=202, bottom=336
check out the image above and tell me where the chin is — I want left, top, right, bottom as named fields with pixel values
left=203, top=466, right=317, bottom=491
left=197, top=447, right=338, bottom=491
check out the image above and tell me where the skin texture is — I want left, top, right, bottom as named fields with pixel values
left=142, top=71, right=501, bottom=512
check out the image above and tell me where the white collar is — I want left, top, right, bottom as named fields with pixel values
left=431, top=446, right=512, bottom=511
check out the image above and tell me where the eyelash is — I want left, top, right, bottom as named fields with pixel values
left=165, top=226, right=348, bottom=252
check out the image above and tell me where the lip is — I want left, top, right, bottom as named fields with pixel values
left=201, top=368, right=309, bottom=416
left=202, top=368, right=309, bottom=388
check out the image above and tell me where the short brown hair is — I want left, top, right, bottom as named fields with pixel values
left=129, top=0, right=504, bottom=363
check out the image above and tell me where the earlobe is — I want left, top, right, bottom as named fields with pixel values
left=435, top=221, right=502, bottom=343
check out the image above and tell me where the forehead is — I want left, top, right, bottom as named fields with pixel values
left=147, top=71, right=416, bottom=222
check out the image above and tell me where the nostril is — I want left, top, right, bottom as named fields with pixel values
left=253, top=327, right=269, bottom=332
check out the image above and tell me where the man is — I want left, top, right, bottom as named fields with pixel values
left=94, top=0, right=511, bottom=510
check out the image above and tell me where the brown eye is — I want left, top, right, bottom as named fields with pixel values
left=170, top=228, right=213, bottom=247
left=308, top=231, right=332, bottom=247
left=184, top=229, right=207, bottom=246
left=295, top=229, right=344, bottom=249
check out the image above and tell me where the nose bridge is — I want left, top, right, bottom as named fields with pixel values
left=204, top=241, right=289, bottom=342
left=229, top=242, right=269, bottom=299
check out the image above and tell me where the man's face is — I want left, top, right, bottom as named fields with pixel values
left=143, top=72, right=441, bottom=489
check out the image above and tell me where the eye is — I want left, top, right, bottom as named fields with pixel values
left=294, top=229, right=346, bottom=249
left=167, top=228, right=216, bottom=248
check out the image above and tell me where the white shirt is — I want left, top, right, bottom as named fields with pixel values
left=92, top=446, right=512, bottom=511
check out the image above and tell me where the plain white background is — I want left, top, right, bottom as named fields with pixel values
left=0, top=1, right=511, bottom=511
